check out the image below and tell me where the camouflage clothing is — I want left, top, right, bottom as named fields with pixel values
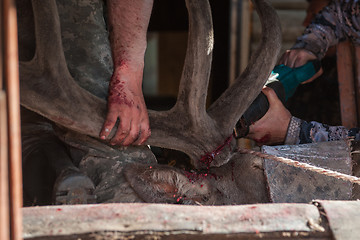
left=285, top=116, right=360, bottom=144
left=56, top=0, right=113, bottom=99
left=284, top=0, right=360, bottom=145
left=292, top=0, right=360, bottom=59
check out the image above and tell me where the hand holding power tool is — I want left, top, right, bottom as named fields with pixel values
left=234, top=60, right=322, bottom=139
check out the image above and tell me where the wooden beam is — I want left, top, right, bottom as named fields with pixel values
left=0, top=2, right=10, bottom=239
left=269, top=0, right=308, bottom=10
left=229, top=0, right=240, bottom=84
left=23, top=203, right=332, bottom=239
left=0, top=0, right=2, bottom=90
left=3, top=0, right=23, bottom=239
left=354, top=46, right=360, bottom=126
left=0, top=92, right=9, bottom=240
left=337, top=41, right=358, bottom=128
left=316, top=200, right=360, bottom=240
left=239, top=0, right=252, bottom=76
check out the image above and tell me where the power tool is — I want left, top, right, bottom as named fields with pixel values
left=234, top=60, right=322, bottom=139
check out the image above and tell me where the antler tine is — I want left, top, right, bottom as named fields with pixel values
left=29, top=0, right=66, bottom=69
left=20, top=0, right=213, bottom=153
left=18, top=0, right=65, bottom=83
left=147, top=0, right=215, bottom=149
left=18, top=0, right=231, bottom=167
left=208, top=0, right=282, bottom=133
left=173, top=0, right=213, bottom=120
left=20, top=0, right=107, bottom=137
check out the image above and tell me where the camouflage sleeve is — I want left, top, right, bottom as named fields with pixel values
left=284, top=116, right=360, bottom=145
left=292, top=0, right=360, bottom=59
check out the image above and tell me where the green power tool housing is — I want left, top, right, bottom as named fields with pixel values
left=234, top=60, right=322, bottom=139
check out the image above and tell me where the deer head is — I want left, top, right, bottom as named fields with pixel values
left=19, top=0, right=281, bottom=171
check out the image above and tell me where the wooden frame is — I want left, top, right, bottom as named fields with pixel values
left=2, top=0, right=23, bottom=239
left=5, top=1, right=360, bottom=239
left=336, top=41, right=358, bottom=128
left=22, top=200, right=360, bottom=239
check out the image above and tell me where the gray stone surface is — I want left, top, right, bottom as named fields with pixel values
left=263, top=140, right=353, bottom=203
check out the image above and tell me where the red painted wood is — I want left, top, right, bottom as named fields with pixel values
left=337, top=41, right=358, bottom=128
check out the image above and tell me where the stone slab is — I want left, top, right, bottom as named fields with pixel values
left=262, top=140, right=352, bottom=203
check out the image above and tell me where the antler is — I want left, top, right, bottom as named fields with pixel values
left=147, top=0, right=282, bottom=167
left=19, top=0, right=281, bottom=169
left=19, top=0, right=106, bottom=137
left=207, top=0, right=282, bottom=133
left=146, top=0, right=217, bottom=161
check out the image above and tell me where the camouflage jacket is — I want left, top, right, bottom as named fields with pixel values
left=292, top=0, right=360, bottom=59
left=285, top=0, right=360, bottom=145
left=284, top=116, right=360, bottom=145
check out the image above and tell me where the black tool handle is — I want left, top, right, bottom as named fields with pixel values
left=234, top=79, right=286, bottom=138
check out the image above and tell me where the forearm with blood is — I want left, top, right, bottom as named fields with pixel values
left=107, top=0, right=152, bottom=70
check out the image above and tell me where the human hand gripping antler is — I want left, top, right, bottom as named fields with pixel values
left=100, top=0, right=153, bottom=146
left=101, top=62, right=150, bottom=146
left=19, top=0, right=282, bottom=169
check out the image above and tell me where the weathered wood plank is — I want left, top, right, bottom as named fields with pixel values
left=315, top=200, right=360, bottom=240
left=23, top=203, right=328, bottom=239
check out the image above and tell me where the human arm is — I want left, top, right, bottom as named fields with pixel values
left=280, top=0, right=360, bottom=68
left=246, top=87, right=292, bottom=146
left=100, top=0, right=154, bottom=146
left=246, top=87, right=360, bottom=145
left=286, top=118, right=360, bottom=144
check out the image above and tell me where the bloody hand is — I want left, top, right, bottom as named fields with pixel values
left=100, top=65, right=151, bottom=146
left=246, top=87, right=292, bottom=146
